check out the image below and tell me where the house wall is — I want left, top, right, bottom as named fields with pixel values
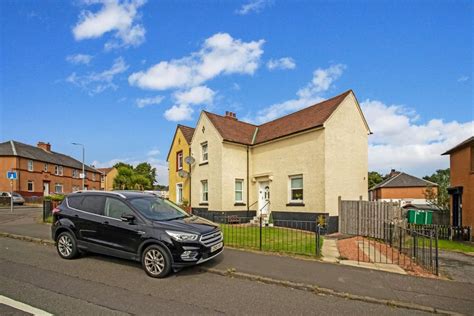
left=190, top=114, right=223, bottom=211
left=221, top=142, right=249, bottom=211
left=250, top=128, right=326, bottom=215
left=375, top=187, right=437, bottom=200
left=168, top=128, right=191, bottom=205
left=324, top=93, right=369, bottom=216
left=0, top=156, right=101, bottom=196
left=101, top=168, right=118, bottom=191
left=449, top=145, right=474, bottom=228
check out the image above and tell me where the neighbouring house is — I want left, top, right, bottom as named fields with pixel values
left=0, top=141, right=102, bottom=196
left=185, top=90, right=370, bottom=232
left=442, top=137, right=474, bottom=228
left=369, top=169, right=438, bottom=206
left=167, top=125, right=195, bottom=207
left=97, top=167, right=118, bottom=191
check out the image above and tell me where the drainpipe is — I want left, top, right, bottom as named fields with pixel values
left=247, top=145, right=249, bottom=217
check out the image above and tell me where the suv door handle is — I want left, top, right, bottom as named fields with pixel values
left=103, top=221, right=109, bottom=225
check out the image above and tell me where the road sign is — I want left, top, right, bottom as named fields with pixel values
left=7, top=171, right=17, bottom=180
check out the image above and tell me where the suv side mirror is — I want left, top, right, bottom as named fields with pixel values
left=121, top=214, right=135, bottom=223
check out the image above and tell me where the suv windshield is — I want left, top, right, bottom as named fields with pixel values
left=130, top=197, right=189, bottom=221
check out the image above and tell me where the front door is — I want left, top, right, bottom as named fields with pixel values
left=448, top=186, right=463, bottom=227
left=258, top=181, right=270, bottom=216
left=43, top=182, right=50, bottom=196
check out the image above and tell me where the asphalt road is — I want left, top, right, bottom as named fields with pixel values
left=0, top=237, right=431, bottom=315
left=439, top=250, right=474, bottom=284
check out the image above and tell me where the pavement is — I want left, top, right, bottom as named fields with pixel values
left=1, top=207, right=474, bottom=315
left=439, top=250, right=474, bottom=284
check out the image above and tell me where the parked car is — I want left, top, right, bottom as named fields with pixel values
left=51, top=191, right=223, bottom=278
left=0, top=192, right=25, bottom=205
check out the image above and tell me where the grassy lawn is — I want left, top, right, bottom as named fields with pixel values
left=220, top=224, right=323, bottom=257
left=437, top=239, right=474, bottom=253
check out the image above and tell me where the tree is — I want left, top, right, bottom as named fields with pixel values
left=113, top=166, right=134, bottom=190
left=112, top=162, right=156, bottom=190
left=134, top=162, right=156, bottom=188
left=368, top=171, right=384, bottom=189
left=423, top=169, right=450, bottom=210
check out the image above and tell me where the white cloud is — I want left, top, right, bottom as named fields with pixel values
left=248, top=63, right=345, bottom=123
left=129, top=33, right=264, bottom=90
left=147, top=149, right=160, bottom=156
left=92, top=155, right=169, bottom=184
left=163, top=86, right=215, bottom=121
left=66, top=53, right=93, bottom=65
left=457, top=75, right=470, bottom=83
left=266, top=57, right=296, bottom=70
left=236, top=0, right=272, bottom=15
left=136, top=95, right=164, bottom=108
left=362, top=99, right=474, bottom=176
left=73, top=0, right=146, bottom=49
left=66, top=57, right=128, bottom=94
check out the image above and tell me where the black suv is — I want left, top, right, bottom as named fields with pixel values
left=51, top=191, right=223, bottom=278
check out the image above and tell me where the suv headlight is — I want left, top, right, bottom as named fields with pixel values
left=166, top=231, right=199, bottom=242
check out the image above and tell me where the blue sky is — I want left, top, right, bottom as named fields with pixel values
left=0, top=0, right=472, bottom=184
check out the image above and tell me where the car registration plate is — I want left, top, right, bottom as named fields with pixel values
left=210, top=242, right=223, bottom=252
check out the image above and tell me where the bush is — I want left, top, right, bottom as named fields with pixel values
left=44, top=194, right=65, bottom=202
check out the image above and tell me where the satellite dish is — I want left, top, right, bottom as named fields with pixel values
left=185, top=156, right=195, bottom=165
left=178, top=170, right=189, bottom=178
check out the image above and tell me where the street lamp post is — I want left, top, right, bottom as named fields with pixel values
left=72, top=143, right=85, bottom=190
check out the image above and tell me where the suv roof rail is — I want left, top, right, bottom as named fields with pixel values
left=74, top=190, right=127, bottom=199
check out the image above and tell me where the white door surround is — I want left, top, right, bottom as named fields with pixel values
left=43, top=182, right=50, bottom=196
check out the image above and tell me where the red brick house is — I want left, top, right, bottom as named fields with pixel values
left=442, top=137, right=474, bottom=228
left=0, top=140, right=101, bottom=196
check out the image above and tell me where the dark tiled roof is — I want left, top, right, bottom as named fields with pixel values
left=370, top=172, right=437, bottom=190
left=178, top=125, right=195, bottom=144
left=205, top=112, right=257, bottom=145
left=442, top=136, right=474, bottom=155
left=255, top=90, right=352, bottom=144
left=97, top=167, right=114, bottom=175
left=203, top=90, right=356, bottom=145
left=0, top=140, right=99, bottom=172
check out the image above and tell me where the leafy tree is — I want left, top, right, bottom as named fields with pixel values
left=112, top=162, right=156, bottom=190
left=113, top=166, right=134, bottom=190
left=368, top=171, right=385, bottom=189
left=423, top=169, right=450, bottom=210
left=134, top=162, right=156, bottom=188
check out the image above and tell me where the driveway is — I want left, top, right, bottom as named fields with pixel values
left=439, top=250, right=474, bottom=283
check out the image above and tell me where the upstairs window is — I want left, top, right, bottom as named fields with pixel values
left=43, top=163, right=48, bottom=172
left=92, top=173, right=96, bottom=181
left=235, top=179, right=243, bottom=202
left=177, top=151, right=183, bottom=170
left=289, top=175, right=304, bottom=203
left=201, top=142, right=208, bottom=163
left=28, top=160, right=34, bottom=172
left=55, top=165, right=63, bottom=176
left=72, top=169, right=79, bottom=178
left=201, top=180, right=208, bottom=202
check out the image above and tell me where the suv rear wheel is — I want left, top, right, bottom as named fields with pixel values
left=56, top=231, right=79, bottom=259
left=142, top=245, right=171, bottom=278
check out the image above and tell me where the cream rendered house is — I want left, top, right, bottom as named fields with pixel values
left=189, top=90, right=371, bottom=232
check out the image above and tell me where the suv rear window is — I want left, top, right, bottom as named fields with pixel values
left=80, top=195, right=105, bottom=215
left=67, top=196, right=83, bottom=209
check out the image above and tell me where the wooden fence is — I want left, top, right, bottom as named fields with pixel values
left=338, top=197, right=403, bottom=238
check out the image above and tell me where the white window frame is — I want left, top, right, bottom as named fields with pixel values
left=201, top=142, right=208, bottom=163
left=176, top=183, right=183, bottom=204
left=177, top=151, right=183, bottom=170
left=54, top=183, right=63, bottom=193
left=201, top=180, right=208, bottom=203
left=289, top=174, right=304, bottom=203
left=72, top=169, right=78, bottom=178
left=92, top=173, right=96, bottom=181
left=28, top=160, right=33, bottom=172
left=43, top=163, right=48, bottom=172
left=55, top=165, right=63, bottom=176
left=27, top=180, right=34, bottom=192
left=235, top=179, right=244, bottom=202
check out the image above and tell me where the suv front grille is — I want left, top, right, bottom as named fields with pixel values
left=200, top=230, right=223, bottom=247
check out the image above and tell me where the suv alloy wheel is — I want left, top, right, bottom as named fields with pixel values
left=56, top=231, right=79, bottom=259
left=142, top=245, right=171, bottom=278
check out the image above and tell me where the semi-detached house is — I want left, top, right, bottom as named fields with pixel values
left=168, top=90, right=371, bottom=232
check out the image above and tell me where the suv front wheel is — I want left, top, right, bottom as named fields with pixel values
left=56, top=231, right=79, bottom=259
left=142, top=245, right=171, bottom=278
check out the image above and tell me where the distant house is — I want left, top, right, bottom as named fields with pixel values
left=167, top=125, right=195, bottom=206
left=369, top=170, right=438, bottom=206
left=0, top=140, right=101, bottom=196
left=442, top=137, right=474, bottom=228
left=183, top=90, right=371, bottom=232
left=97, top=167, right=118, bottom=191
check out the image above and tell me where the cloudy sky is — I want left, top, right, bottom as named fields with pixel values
left=0, top=0, right=472, bottom=184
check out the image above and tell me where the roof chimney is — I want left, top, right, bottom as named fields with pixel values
left=37, top=142, right=51, bottom=152
left=389, top=169, right=398, bottom=177
left=225, top=111, right=238, bottom=120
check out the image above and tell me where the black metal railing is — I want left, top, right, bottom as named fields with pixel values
left=407, top=223, right=472, bottom=241
left=219, top=215, right=322, bottom=257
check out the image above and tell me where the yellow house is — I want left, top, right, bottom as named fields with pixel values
left=188, top=90, right=371, bottom=232
left=97, top=167, right=118, bottom=191
left=167, top=125, right=195, bottom=207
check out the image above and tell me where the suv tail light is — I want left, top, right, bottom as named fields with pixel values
left=52, top=207, right=61, bottom=214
